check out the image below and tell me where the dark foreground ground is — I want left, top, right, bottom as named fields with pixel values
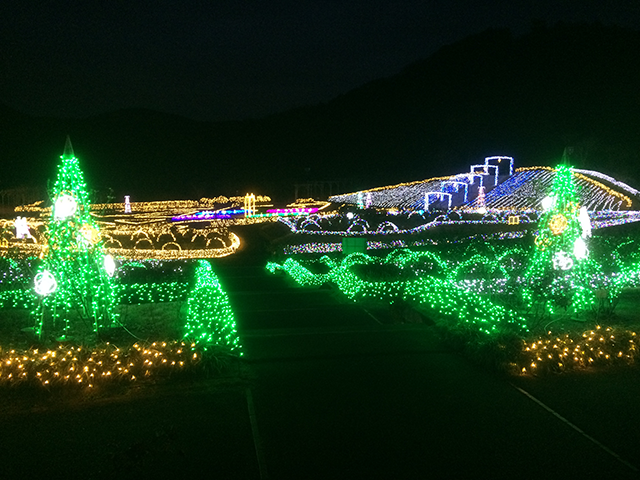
left=2, top=234, right=640, bottom=479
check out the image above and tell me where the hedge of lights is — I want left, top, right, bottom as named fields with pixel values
left=268, top=234, right=640, bottom=374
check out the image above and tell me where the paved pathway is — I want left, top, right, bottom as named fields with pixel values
left=213, top=258, right=640, bottom=479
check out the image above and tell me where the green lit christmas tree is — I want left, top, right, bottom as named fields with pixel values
left=184, top=260, right=242, bottom=355
left=32, top=137, right=119, bottom=341
left=523, top=160, right=595, bottom=315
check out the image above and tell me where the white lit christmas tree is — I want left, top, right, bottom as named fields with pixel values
left=476, top=185, right=487, bottom=214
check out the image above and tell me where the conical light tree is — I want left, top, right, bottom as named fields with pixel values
left=183, top=260, right=242, bottom=354
left=32, top=137, right=119, bottom=341
left=523, top=159, right=595, bottom=314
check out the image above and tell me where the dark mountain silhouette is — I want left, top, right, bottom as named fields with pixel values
left=1, top=22, right=639, bottom=203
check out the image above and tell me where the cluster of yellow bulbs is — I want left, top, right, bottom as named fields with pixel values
left=0, top=341, right=209, bottom=388
left=519, top=325, right=638, bottom=374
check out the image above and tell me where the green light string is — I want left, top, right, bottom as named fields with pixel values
left=183, top=260, right=242, bottom=355
left=523, top=164, right=598, bottom=314
left=31, top=141, right=119, bottom=341
left=268, top=252, right=529, bottom=335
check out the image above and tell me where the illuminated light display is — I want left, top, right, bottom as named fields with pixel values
left=470, top=164, right=498, bottom=188
left=578, top=206, right=592, bottom=238
left=549, top=214, right=568, bottom=235
left=441, top=181, right=469, bottom=203
left=244, top=193, right=256, bottom=217
left=34, top=270, right=57, bottom=296
left=267, top=251, right=529, bottom=336
left=104, top=255, right=116, bottom=277
left=541, top=195, right=554, bottom=212
left=53, top=193, right=78, bottom=220
left=16, top=195, right=272, bottom=216
left=171, top=210, right=246, bottom=221
left=103, top=235, right=240, bottom=260
left=523, top=163, right=597, bottom=313
left=268, top=231, right=640, bottom=376
left=183, top=260, right=242, bottom=354
left=0, top=258, right=243, bottom=387
left=31, top=137, right=120, bottom=340
left=476, top=186, right=487, bottom=214
left=14, top=217, right=33, bottom=240
left=330, top=157, right=635, bottom=213
left=485, top=155, right=515, bottom=176
left=79, top=224, right=101, bottom=246
left=124, top=195, right=132, bottom=213
left=425, top=192, right=452, bottom=211
left=589, top=210, right=640, bottom=229
left=1, top=220, right=243, bottom=260
left=279, top=209, right=539, bottom=238
left=0, top=341, right=216, bottom=388
left=574, top=169, right=640, bottom=197
left=519, top=327, right=638, bottom=375
left=171, top=207, right=317, bottom=223
left=573, top=237, right=588, bottom=261
left=552, top=251, right=573, bottom=271
left=280, top=234, right=526, bottom=256
left=266, top=208, right=319, bottom=215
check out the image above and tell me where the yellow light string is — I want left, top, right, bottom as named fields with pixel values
left=519, top=326, right=638, bottom=375
left=0, top=340, right=226, bottom=388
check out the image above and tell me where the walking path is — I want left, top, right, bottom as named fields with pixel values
left=214, top=257, right=640, bottom=479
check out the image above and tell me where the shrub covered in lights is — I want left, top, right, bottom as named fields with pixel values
left=268, top=227, right=640, bottom=374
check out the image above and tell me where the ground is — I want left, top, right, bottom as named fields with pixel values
left=1, top=237, right=640, bottom=478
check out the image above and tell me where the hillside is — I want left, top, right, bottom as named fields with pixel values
left=1, top=22, right=639, bottom=203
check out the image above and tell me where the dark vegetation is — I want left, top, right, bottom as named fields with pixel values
left=1, top=23, right=639, bottom=203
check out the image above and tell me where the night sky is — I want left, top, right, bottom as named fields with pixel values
left=2, top=1, right=639, bottom=122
